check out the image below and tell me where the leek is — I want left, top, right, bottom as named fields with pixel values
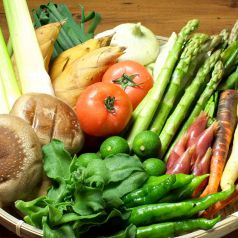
left=3, top=0, right=54, bottom=95
left=0, top=75, right=10, bottom=114
left=0, top=28, right=21, bottom=110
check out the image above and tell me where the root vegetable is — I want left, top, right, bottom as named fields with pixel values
left=201, top=90, right=238, bottom=197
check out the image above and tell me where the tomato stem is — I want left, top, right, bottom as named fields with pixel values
left=104, top=96, right=116, bottom=113
left=112, top=73, right=141, bottom=90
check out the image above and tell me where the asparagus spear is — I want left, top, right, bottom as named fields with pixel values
left=219, top=29, right=229, bottom=49
left=221, top=40, right=238, bottom=76
left=159, top=50, right=221, bottom=157
left=204, top=91, right=219, bottom=125
left=228, top=20, right=238, bottom=45
left=218, top=65, right=238, bottom=90
left=127, top=19, right=199, bottom=146
left=150, top=33, right=210, bottom=134
left=175, top=61, right=223, bottom=140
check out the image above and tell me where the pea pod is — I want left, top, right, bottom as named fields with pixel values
left=123, top=175, right=176, bottom=207
left=145, top=173, right=194, bottom=190
left=128, top=201, right=194, bottom=226
left=159, top=174, right=209, bottom=202
left=136, top=216, right=221, bottom=238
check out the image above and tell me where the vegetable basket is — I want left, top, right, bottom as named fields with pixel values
left=1, top=191, right=238, bottom=238
left=1, top=36, right=238, bottom=238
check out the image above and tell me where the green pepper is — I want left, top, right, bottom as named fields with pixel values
left=128, top=201, right=195, bottom=226
left=136, top=216, right=221, bottom=238
left=145, top=173, right=194, bottom=190
left=129, top=186, right=234, bottom=227
left=122, top=175, right=176, bottom=207
left=159, top=174, right=209, bottom=202
left=187, top=185, right=235, bottom=217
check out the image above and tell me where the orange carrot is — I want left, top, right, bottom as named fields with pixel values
left=201, top=90, right=238, bottom=197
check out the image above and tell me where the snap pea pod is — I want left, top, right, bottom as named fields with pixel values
left=159, top=174, right=209, bottom=202
left=136, top=216, right=221, bottom=238
left=123, top=175, right=176, bottom=208
left=145, top=173, right=194, bottom=190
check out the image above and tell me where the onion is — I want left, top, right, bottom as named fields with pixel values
left=108, top=23, right=160, bottom=66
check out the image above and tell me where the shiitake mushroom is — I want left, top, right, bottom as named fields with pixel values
left=10, top=93, right=84, bottom=154
left=0, top=115, right=42, bottom=207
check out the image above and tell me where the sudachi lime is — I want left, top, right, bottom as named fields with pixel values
left=143, top=158, right=166, bottom=176
left=132, top=130, right=161, bottom=159
left=100, top=136, right=130, bottom=158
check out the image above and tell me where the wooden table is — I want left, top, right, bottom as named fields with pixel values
left=1, top=0, right=238, bottom=237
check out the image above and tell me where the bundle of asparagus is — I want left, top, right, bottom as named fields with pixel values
left=127, top=19, right=238, bottom=160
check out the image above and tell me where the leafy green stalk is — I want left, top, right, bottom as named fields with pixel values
left=32, top=2, right=101, bottom=58
left=127, top=19, right=199, bottom=146
left=159, top=50, right=221, bottom=157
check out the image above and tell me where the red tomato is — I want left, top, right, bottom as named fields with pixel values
left=75, top=82, right=132, bottom=137
left=102, top=60, right=153, bottom=109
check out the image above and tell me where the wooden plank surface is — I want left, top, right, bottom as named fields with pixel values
left=1, top=0, right=238, bottom=237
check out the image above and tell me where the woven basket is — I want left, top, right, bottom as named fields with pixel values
left=1, top=36, right=238, bottom=238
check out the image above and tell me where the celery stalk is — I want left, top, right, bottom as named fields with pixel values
left=3, top=0, right=54, bottom=95
left=0, top=28, right=21, bottom=109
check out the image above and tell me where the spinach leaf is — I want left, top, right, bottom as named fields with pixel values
left=42, top=139, right=72, bottom=182
left=104, top=154, right=144, bottom=182
left=43, top=216, right=76, bottom=238
left=103, top=171, right=147, bottom=208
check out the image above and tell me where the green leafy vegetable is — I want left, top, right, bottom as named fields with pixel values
left=33, top=2, right=101, bottom=58
left=16, top=140, right=147, bottom=237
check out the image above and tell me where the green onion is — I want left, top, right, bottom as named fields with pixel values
left=0, top=28, right=21, bottom=111
left=3, top=0, right=54, bottom=95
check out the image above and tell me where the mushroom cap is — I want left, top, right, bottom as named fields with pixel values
left=10, top=93, right=84, bottom=154
left=0, top=114, right=42, bottom=207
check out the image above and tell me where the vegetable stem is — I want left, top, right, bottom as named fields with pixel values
left=3, top=0, right=54, bottom=95
left=127, top=19, right=199, bottom=146
left=0, top=28, right=21, bottom=109
left=159, top=50, right=221, bottom=157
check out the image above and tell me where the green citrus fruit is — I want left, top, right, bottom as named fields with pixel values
left=143, top=158, right=166, bottom=176
left=132, top=130, right=161, bottom=159
left=100, top=136, right=130, bottom=158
